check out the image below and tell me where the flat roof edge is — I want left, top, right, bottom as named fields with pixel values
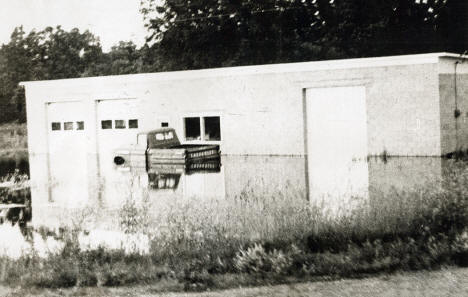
left=19, top=52, right=466, bottom=87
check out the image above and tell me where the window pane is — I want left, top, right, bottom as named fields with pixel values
left=51, top=122, right=61, bottom=131
left=129, top=119, right=138, bottom=129
left=161, top=122, right=169, bottom=127
left=76, top=121, right=85, bottom=130
left=64, top=122, right=74, bottom=130
left=115, top=120, right=126, bottom=129
left=184, top=117, right=201, bottom=140
left=204, top=116, right=221, bottom=141
left=101, top=120, right=112, bottom=129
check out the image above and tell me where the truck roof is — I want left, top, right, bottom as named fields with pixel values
left=138, top=127, right=176, bottom=135
left=139, top=128, right=181, bottom=149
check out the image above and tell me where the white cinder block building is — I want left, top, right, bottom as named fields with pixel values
left=21, top=53, right=468, bottom=226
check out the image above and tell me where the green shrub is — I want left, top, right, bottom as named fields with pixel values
left=234, top=243, right=292, bottom=275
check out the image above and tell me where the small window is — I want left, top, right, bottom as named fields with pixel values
left=51, top=122, right=61, bottom=131
left=184, top=117, right=201, bottom=140
left=156, top=133, right=164, bottom=141
left=64, top=122, right=74, bottom=130
left=156, top=131, right=174, bottom=141
left=165, top=131, right=174, bottom=139
left=161, top=122, right=169, bottom=127
left=101, top=120, right=112, bottom=129
left=129, top=119, right=138, bottom=129
left=115, top=120, right=126, bottom=129
left=203, top=116, right=221, bottom=141
left=76, top=121, right=85, bottom=130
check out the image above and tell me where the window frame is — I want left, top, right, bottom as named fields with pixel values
left=202, top=116, right=221, bottom=141
left=76, top=121, right=85, bottom=130
left=182, top=113, right=222, bottom=145
left=101, top=120, right=113, bottom=130
left=114, top=119, right=127, bottom=129
left=183, top=117, right=202, bottom=141
left=51, top=122, right=62, bottom=131
left=128, top=119, right=139, bottom=129
left=64, top=122, right=74, bottom=131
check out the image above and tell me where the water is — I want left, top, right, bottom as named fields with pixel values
left=0, top=224, right=150, bottom=259
left=0, top=152, right=31, bottom=229
left=2, top=154, right=467, bottom=215
left=1, top=154, right=467, bottom=259
left=0, top=155, right=29, bottom=176
left=143, top=155, right=466, bottom=203
left=1, top=154, right=467, bottom=208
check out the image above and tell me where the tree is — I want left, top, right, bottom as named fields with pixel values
left=0, top=27, right=43, bottom=122
left=141, top=0, right=328, bottom=70
left=140, top=0, right=467, bottom=70
left=433, top=0, right=468, bottom=54
left=38, top=26, right=104, bottom=79
left=0, top=26, right=105, bottom=123
left=107, top=41, right=144, bottom=75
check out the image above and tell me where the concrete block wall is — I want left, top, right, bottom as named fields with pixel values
left=438, top=56, right=468, bottom=154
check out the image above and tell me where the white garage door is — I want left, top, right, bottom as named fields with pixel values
left=96, top=99, right=140, bottom=205
left=306, top=86, right=369, bottom=208
left=47, top=101, right=88, bottom=206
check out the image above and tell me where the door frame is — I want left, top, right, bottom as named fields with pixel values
left=94, top=97, right=139, bottom=204
left=302, top=81, right=370, bottom=202
left=45, top=100, right=86, bottom=203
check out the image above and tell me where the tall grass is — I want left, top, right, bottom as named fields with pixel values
left=0, top=160, right=467, bottom=290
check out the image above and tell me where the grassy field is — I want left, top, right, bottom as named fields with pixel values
left=0, top=123, right=28, bottom=175
left=0, top=123, right=27, bottom=152
left=1, top=267, right=468, bottom=297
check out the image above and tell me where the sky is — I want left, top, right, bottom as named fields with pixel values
left=0, top=0, right=148, bottom=52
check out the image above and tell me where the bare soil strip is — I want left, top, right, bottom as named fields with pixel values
left=1, top=267, right=468, bottom=297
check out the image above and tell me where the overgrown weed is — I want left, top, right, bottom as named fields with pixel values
left=1, top=160, right=468, bottom=290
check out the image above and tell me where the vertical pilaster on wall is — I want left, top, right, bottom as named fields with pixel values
left=44, top=102, right=53, bottom=203
left=92, top=99, right=103, bottom=206
left=301, top=88, right=310, bottom=202
left=454, top=61, right=460, bottom=151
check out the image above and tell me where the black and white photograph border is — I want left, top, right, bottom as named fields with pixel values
left=0, top=0, right=467, bottom=296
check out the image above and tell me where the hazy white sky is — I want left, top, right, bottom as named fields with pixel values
left=0, top=0, right=148, bottom=51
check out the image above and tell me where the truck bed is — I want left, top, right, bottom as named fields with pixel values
left=147, top=144, right=220, bottom=174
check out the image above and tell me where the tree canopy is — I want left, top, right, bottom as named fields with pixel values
left=0, top=26, right=105, bottom=122
left=0, top=27, right=147, bottom=123
left=141, top=0, right=467, bottom=70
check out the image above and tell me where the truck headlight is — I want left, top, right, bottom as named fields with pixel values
left=114, top=156, right=126, bottom=166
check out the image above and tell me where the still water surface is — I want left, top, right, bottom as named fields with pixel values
left=0, top=154, right=466, bottom=258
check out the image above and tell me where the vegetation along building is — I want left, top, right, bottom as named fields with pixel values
left=21, top=52, right=468, bottom=227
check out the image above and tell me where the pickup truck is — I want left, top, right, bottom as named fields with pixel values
left=113, top=128, right=221, bottom=187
